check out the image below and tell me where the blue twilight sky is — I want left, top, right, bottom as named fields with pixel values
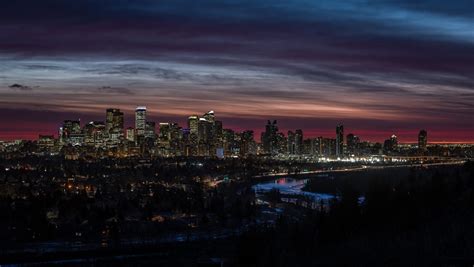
left=0, top=0, right=473, bottom=141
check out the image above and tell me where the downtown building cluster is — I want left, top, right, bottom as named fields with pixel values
left=261, top=120, right=429, bottom=158
left=38, top=107, right=257, bottom=158
left=28, top=106, right=433, bottom=159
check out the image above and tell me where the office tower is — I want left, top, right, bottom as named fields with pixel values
left=181, top=128, right=191, bottom=156
left=240, top=130, right=255, bottom=156
left=199, top=111, right=219, bottom=151
left=323, top=138, right=337, bottom=156
left=383, top=134, right=398, bottom=153
left=214, top=120, right=223, bottom=140
left=135, top=106, right=147, bottom=137
left=145, top=121, right=156, bottom=140
left=383, top=139, right=391, bottom=153
left=295, top=129, right=303, bottom=155
left=158, top=122, right=181, bottom=156
left=346, top=133, right=355, bottom=153
left=316, top=137, right=324, bottom=155
left=346, top=133, right=360, bottom=155
left=317, top=137, right=336, bottom=157
left=223, top=129, right=235, bottom=156
left=336, top=124, right=344, bottom=157
left=105, top=109, right=124, bottom=145
left=196, top=118, right=212, bottom=156
left=210, top=120, right=223, bottom=155
left=188, top=115, right=199, bottom=135
left=159, top=123, right=170, bottom=141
left=38, top=135, right=55, bottom=150
left=126, top=127, right=135, bottom=142
left=303, top=139, right=312, bottom=155
left=188, top=131, right=199, bottom=156
left=157, top=122, right=171, bottom=156
left=106, top=108, right=124, bottom=133
left=418, top=129, right=428, bottom=153
left=310, top=138, right=321, bottom=155
left=113, top=112, right=124, bottom=131
left=58, top=127, right=64, bottom=144
left=287, top=131, right=295, bottom=154
left=198, top=118, right=212, bottom=142
left=105, top=108, right=116, bottom=133
left=84, top=121, right=106, bottom=146
left=61, top=120, right=83, bottom=145
left=390, top=134, right=398, bottom=150
left=203, top=110, right=215, bottom=123
left=329, top=138, right=337, bottom=156
left=62, top=120, right=81, bottom=136
left=276, top=132, right=287, bottom=154
left=168, top=123, right=182, bottom=155
left=262, top=120, right=278, bottom=154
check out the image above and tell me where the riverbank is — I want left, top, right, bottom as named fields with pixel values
left=302, top=161, right=468, bottom=195
left=253, top=160, right=467, bottom=180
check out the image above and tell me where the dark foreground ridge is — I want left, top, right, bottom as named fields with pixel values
left=0, top=153, right=473, bottom=266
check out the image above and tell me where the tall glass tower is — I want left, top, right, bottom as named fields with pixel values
left=135, top=106, right=147, bottom=136
left=336, top=124, right=344, bottom=157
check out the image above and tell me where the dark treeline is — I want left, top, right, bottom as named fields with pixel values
left=237, top=162, right=474, bottom=266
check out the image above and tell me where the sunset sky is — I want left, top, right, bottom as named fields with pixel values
left=0, top=0, right=473, bottom=142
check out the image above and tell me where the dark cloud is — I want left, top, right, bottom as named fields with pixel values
left=0, top=1, right=472, bottom=89
left=8, top=84, right=32, bottom=91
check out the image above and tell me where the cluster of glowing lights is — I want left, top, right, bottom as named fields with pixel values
left=316, top=156, right=408, bottom=163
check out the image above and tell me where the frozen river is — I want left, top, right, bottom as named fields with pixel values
left=253, top=177, right=335, bottom=202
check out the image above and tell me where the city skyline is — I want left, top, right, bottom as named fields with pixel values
left=0, top=105, right=464, bottom=146
left=8, top=105, right=458, bottom=160
left=1, top=1, right=473, bottom=142
left=0, top=105, right=471, bottom=144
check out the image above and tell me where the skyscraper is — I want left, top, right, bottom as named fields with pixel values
left=418, top=129, right=428, bottom=153
left=336, top=124, right=344, bottom=157
left=276, top=132, right=287, bottom=154
left=240, top=130, right=255, bottom=157
left=159, top=123, right=170, bottom=141
left=60, top=120, right=82, bottom=144
left=84, top=121, right=106, bottom=147
left=188, top=115, right=199, bottom=135
left=145, top=121, right=156, bottom=140
left=287, top=129, right=303, bottom=155
left=126, top=127, right=135, bottom=142
left=63, top=120, right=81, bottom=135
left=168, top=123, right=182, bottom=153
left=390, top=134, right=398, bottom=150
left=384, top=134, right=398, bottom=153
left=195, top=118, right=213, bottom=156
left=262, top=120, right=278, bottom=154
left=214, top=120, right=223, bottom=141
left=38, top=135, right=55, bottom=150
left=135, top=106, right=146, bottom=137
left=295, top=129, right=303, bottom=155
left=287, top=130, right=295, bottom=154
left=223, top=129, right=235, bottom=156
left=198, top=118, right=212, bottom=142
left=106, top=108, right=124, bottom=133
left=346, top=133, right=360, bottom=155
left=203, top=110, right=215, bottom=123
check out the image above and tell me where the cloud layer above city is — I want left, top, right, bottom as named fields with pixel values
left=1, top=0, right=473, bottom=142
